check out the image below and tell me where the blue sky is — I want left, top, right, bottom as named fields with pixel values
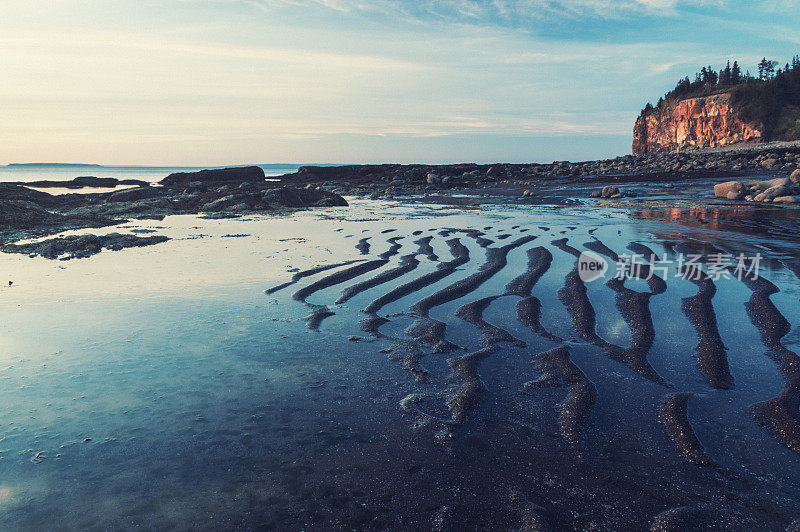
left=2, top=0, right=799, bottom=165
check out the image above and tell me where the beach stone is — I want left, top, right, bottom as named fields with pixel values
left=762, top=158, right=779, bottom=169
left=745, top=195, right=754, bottom=201
left=426, top=173, right=440, bottom=185
left=773, top=195, right=797, bottom=203
left=791, top=169, right=800, bottom=183
left=590, top=190, right=602, bottom=198
left=726, top=191, right=742, bottom=200
left=601, top=185, right=620, bottom=198
left=763, top=184, right=791, bottom=198
left=713, top=181, right=743, bottom=198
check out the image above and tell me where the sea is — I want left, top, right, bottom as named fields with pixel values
left=0, top=163, right=308, bottom=184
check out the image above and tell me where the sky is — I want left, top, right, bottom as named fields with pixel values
left=2, top=0, right=800, bottom=165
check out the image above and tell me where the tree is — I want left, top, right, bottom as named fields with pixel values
left=759, top=58, right=778, bottom=80
left=732, top=61, right=742, bottom=83
left=719, top=60, right=732, bottom=85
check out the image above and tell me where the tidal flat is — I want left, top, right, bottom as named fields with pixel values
left=2, top=196, right=800, bottom=530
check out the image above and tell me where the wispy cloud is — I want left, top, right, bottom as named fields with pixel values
left=244, top=0, right=724, bottom=20
left=1, top=0, right=796, bottom=164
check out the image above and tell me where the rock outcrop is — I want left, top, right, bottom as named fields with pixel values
left=159, top=166, right=265, bottom=186
left=633, top=93, right=763, bottom=154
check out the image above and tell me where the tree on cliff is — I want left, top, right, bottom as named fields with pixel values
left=731, top=61, right=742, bottom=83
left=758, top=58, right=778, bottom=80
left=643, top=54, right=800, bottom=141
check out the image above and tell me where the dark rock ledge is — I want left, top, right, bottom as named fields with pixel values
left=0, top=166, right=348, bottom=259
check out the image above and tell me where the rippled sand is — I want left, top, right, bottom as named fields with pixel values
left=1, top=198, right=800, bottom=530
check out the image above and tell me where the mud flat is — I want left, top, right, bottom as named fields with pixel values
left=659, top=393, right=714, bottom=466
left=6, top=178, right=800, bottom=530
left=741, top=273, right=800, bottom=455
left=525, top=346, right=596, bottom=450
left=408, top=235, right=535, bottom=349
left=680, top=266, right=735, bottom=389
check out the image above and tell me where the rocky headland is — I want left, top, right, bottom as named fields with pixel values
left=633, top=93, right=763, bottom=154
left=633, top=56, right=800, bottom=154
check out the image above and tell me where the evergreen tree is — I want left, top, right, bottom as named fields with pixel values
left=732, top=61, right=742, bottom=83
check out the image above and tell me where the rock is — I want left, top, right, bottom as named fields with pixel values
left=762, top=158, right=779, bottom=169
left=726, top=191, right=742, bottom=200
left=202, top=195, right=238, bottom=211
left=744, top=195, right=754, bottom=201
left=601, top=185, right=620, bottom=198
left=160, top=166, right=265, bottom=186
left=70, top=176, right=120, bottom=188
left=633, top=93, right=762, bottom=154
left=1, top=233, right=169, bottom=260
left=261, top=186, right=348, bottom=208
left=106, top=186, right=160, bottom=203
left=426, top=173, right=440, bottom=185
left=773, top=195, right=797, bottom=203
left=791, top=169, right=800, bottom=183
left=763, top=184, right=791, bottom=199
left=713, top=181, right=743, bottom=198
left=766, top=177, right=791, bottom=188
left=590, top=191, right=602, bottom=198
left=18, top=176, right=149, bottom=189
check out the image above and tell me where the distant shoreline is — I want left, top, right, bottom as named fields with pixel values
left=7, top=163, right=105, bottom=168
left=3, top=162, right=324, bottom=169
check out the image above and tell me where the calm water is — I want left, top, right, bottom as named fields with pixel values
left=1, top=199, right=800, bottom=529
left=0, top=164, right=305, bottom=183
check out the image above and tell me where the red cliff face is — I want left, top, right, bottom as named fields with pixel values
left=632, top=93, right=763, bottom=154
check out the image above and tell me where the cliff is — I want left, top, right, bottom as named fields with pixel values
left=632, top=93, right=763, bottom=154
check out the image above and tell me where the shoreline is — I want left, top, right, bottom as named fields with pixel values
left=2, top=145, right=800, bottom=259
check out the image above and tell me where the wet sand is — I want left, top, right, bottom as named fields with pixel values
left=1, top=193, right=800, bottom=530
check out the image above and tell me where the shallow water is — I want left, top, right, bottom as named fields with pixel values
left=2, top=198, right=800, bottom=530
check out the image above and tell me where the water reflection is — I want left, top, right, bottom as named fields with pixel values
left=0, top=199, right=799, bottom=529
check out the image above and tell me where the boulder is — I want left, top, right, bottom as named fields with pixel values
left=106, top=186, right=160, bottom=203
left=202, top=195, right=238, bottom=211
left=713, top=181, right=743, bottom=198
left=763, top=185, right=791, bottom=199
left=762, top=158, right=779, bottom=169
left=766, top=177, right=791, bottom=188
left=791, top=169, right=800, bottom=183
left=160, top=166, right=265, bottom=186
left=726, top=191, right=742, bottom=200
left=601, top=185, right=620, bottom=198
left=261, top=186, right=348, bottom=208
left=773, top=195, right=798, bottom=203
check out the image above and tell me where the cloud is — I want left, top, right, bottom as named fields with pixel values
left=245, top=0, right=723, bottom=20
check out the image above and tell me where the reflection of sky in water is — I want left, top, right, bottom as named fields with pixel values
left=1, top=199, right=800, bottom=528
